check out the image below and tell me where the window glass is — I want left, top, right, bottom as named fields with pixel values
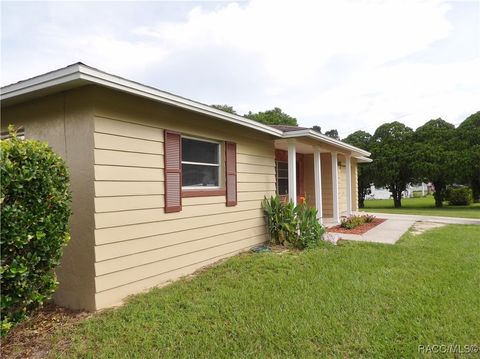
left=182, top=164, right=219, bottom=187
left=182, top=138, right=219, bottom=164
left=276, top=161, right=288, bottom=195
left=277, top=178, right=289, bottom=195
left=182, top=137, right=220, bottom=188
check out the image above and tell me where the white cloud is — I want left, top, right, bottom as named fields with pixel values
left=2, top=0, right=478, bottom=135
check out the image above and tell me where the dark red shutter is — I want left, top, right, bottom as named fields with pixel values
left=164, top=130, right=182, bottom=212
left=225, top=141, right=237, bottom=206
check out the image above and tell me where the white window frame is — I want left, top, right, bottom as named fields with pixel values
left=181, top=135, right=222, bottom=189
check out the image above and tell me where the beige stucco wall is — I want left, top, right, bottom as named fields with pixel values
left=91, top=87, right=275, bottom=309
left=1, top=88, right=97, bottom=310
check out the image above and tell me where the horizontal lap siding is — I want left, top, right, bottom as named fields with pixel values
left=321, top=153, right=333, bottom=217
left=338, top=163, right=347, bottom=214
left=93, top=114, right=275, bottom=308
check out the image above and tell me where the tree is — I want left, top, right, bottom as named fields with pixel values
left=370, top=122, right=415, bottom=208
left=413, top=118, right=456, bottom=207
left=324, top=129, right=340, bottom=140
left=455, top=111, right=480, bottom=202
left=211, top=104, right=237, bottom=114
left=312, top=125, right=322, bottom=133
left=245, top=107, right=297, bottom=126
left=343, top=131, right=373, bottom=208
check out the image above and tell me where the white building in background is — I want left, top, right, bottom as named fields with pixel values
left=367, top=183, right=431, bottom=200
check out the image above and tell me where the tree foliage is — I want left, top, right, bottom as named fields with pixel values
left=312, top=125, right=322, bottom=133
left=324, top=129, right=340, bottom=140
left=245, top=107, right=298, bottom=126
left=370, top=122, right=414, bottom=208
left=0, top=128, right=72, bottom=335
left=412, top=118, right=456, bottom=207
left=211, top=104, right=237, bottom=114
left=343, top=130, right=373, bottom=208
left=455, top=111, right=480, bottom=202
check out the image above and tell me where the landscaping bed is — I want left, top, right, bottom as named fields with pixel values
left=1, top=303, right=88, bottom=359
left=328, top=217, right=386, bottom=235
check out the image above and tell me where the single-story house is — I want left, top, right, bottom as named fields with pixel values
left=1, top=63, right=371, bottom=311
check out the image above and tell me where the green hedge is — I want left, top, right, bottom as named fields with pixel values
left=447, top=187, right=473, bottom=206
left=0, top=129, right=71, bottom=335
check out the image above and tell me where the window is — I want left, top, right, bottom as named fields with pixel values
left=182, top=137, right=221, bottom=188
left=276, top=161, right=288, bottom=195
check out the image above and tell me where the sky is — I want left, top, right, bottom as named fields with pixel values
left=1, top=0, right=479, bottom=137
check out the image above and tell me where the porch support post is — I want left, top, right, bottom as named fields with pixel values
left=346, top=154, right=352, bottom=216
left=313, top=147, right=323, bottom=224
left=287, top=140, right=297, bottom=205
left=331, top=151, right=340, bottom=223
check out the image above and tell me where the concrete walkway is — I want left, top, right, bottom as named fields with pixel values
left=330, top=212, right=480, bottom=245
left=361, top=212, right=480, bottom=225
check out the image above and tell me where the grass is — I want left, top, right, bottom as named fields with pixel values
left=360, top=195, right=480, bottom=219
left=46, top=225, right=480, bottom=358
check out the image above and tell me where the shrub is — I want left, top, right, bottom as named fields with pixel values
left=262, top=196, right=325, bottom=249
left=363, top=214, right=376, bottom=223
left=447, top=187, right=473, bottom=206
left=1, top=128, right=71, bottom=335
left=340, top=214, right=376, bottom=229
left=295, top=203, right=325, bottom=249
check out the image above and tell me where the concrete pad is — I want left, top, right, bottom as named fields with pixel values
left=338, top=218, right=415, bottom=244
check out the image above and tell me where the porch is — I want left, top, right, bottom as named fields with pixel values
left=274, top=136, right=365, bottom=225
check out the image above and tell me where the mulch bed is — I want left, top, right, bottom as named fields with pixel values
left=1, top=302, right=89, bottom=359
left=328, top=218, right=386, bottom=235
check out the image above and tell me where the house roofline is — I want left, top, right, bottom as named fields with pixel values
left=1, top=63, right=284, bottom=137
left=1, top=63, right=370, bottom=157
left=281, top=129, right=371, bottom=157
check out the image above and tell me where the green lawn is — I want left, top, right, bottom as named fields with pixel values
left=49, top=225, right=480, bottom=358
left=360, top=195, right=480, bottom=219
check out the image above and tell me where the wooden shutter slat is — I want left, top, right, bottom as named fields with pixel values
left=225, top=141, right=237, bottom=206
left=164, top=130, right=182, bottom=212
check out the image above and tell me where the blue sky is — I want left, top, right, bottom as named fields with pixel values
left=1, top=0, right=479, bottom=136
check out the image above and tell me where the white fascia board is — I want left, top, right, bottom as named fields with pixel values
left=1, top=63, right=284, bottom=138
left=355, top=156, right=373, bottom=163
left=77, top=65, right=284, bottom=137
left=281, top=129, right=371, bottom=157
left=1, top=64, right=82, bottom=99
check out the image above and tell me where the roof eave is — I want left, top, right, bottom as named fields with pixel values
left=281, top=129, right=371, bottom=157
left=1, top=63, right=284, bottom=138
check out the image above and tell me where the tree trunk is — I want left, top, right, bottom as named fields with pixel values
left=433, top=181, right=444, bottom=208
left=471, top=177, right=480, bottom=203
left=393, top=195, right=402, bottom=208
left=392, top=188, right=402, bottom=208
left=359, top=197, right=365, bottom=208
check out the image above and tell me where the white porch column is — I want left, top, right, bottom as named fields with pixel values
left=331, top=151, right=340, bottom=223
left=313, top=147, right=323, bottom=224
left=346, top=154, right=352, bottom=216
left=287, top=140, right=297, bottom=205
